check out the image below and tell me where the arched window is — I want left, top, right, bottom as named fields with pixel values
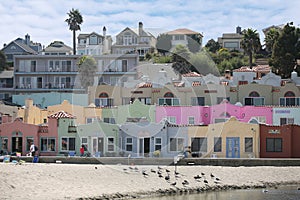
left=249, top=91, right=260, bottom=97
left=99, top=92, right=109, bottom=98
left=164, top=92, right=174, bottom=98
left=284, top=91, right=295, bottom=97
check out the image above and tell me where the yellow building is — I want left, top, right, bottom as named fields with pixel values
left=17, top=99, right=48, bottom=125
left=47, top=100, right=102, bottom=124
left=18, top=99, right=102, bottom=125
left=188, top=117, right=259, bottom=158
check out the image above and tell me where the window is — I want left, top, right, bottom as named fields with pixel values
left=279, top=95, right=300, bottom=106
left=41, top=138, right=55, bottom=152
left=1, top=137, right=8, bottom=150
left=138, top=97, right=151, bottom=105
left=26, top=137, right=34, bottom=152
left=95, top=98, right=114, bottom=107
left=89, top=35, right=98, bottom=45
left=224, top=42, right=239, bottom=48
left=250, top=116, right=266, bottom=124
left=86, top=117, right=99, bottom=124
left=188, top=116, right=195, bottom=125
left=158, top=98, right=180, bottom=106
left=61, top=137, right=76, bottom=151
left=169, top=138, right=184, bottom=152
left=266, top=138, right=282, bottom=152
left=214, top=137, right=222, bottom=152
left=155, top=138, right=162, bottom=151
left=191, top=97, right=205, bottom=106
left=245, top=137, right=253, bottom=152
left=214, top=118, right=228, bottom=123
left=280, top=118, right=294, bottom=125
left=126, top=137, right=133, bottom=151
left=191, top=137, right=207, bottom=152
left=103, top=118, right=116, bottom=124
left=107, top=137, right=115, bottom=152
left=81, top=137, right=88, bottom=151
left=244, top=97, right=264, bottom=106
left=166, top=116, right=176, bottom=124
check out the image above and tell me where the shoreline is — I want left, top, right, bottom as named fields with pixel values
left=1, top=163, right=300, bottom=200
left=79, top=181, right=300, bottom=200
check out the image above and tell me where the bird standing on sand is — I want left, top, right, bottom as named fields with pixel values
left=165, top=174, right=170, bottom=181
left=204, top=179, right=208, bottom=185
left=171, top=182, right=176, bottom=186
left=142, top=170, right=149, bottom=177
left=210, top=173, right=215, bottom=179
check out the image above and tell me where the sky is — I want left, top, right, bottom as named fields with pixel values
left=0, top=0, right=300, bottom=49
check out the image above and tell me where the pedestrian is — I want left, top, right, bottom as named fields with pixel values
left=80, top=144, right=85, bottom=157
left=30, top=142, right=36, bottom=157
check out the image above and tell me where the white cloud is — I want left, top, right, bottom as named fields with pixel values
left=0, top=0, right=299, bottom=48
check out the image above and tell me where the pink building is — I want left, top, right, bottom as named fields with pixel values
left=156, top=100, right=273, bottom=125
left=156, top=106, right=205, bottom=125
left=0, top=118, right=39, bottom=156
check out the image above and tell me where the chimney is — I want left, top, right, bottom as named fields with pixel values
left=25, top=34, right=30, bottom=45
left=225, top=70, right=231, bottom=79
left=236, top=26, right=242, bottom=34
left=138, top=22, right=143, bottom=36
left=103, top=26, right=106, bottom=37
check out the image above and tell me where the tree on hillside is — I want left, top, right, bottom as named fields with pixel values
left=171, top=45, right=191, bottom=79
left=241, top=28, right=261, bottom=68
left=77, top=55, right=97, bottom=89
left=270, top=22, right=300, bottom=78
left=190, top=50, right=219, bottom=76
left=156, top=34, right=172, bottom=55
left=0, top=50, right=7, bottom=72
left=65, top=8, right=83, bottom=55
left=264, top=28, right=280, bottom=54
left=187, top=34, right=202, bottom=53
left=205, top=39, right=221, bottom=53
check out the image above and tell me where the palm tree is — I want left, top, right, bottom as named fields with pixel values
left=65, top=8, right=83, bottom=55
left=241, top=28, right=261, bottom=68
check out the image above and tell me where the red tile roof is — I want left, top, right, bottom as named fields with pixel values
left=137, top=82, right=153, bottom=88
left=48, top=110, right=76, bottom=119
left=166, top=28, right=201, bottom=35
left=233, top=65, right=271, bottom=72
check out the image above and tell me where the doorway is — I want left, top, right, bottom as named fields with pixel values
left=92, top=137, right=104, bottom=157
left=12, top=137, right=23, bottom=154
left=139, top=137, right=150, bottom=157
left=226, top=137, right=240, bottom=158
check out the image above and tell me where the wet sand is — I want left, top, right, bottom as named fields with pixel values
left=1, top=163, right=300, bottom=199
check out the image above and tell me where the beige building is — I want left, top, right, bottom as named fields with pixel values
left=188, top=117, right=260, bottom=158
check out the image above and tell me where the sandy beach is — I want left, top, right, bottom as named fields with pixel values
left=1, top=162, right=300, bottom=200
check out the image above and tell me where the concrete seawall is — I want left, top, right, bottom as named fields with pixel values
left=4, top=156, right=300, bottom=166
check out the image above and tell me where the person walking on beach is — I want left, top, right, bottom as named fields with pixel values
left=80, top=144, right=85, bottom=157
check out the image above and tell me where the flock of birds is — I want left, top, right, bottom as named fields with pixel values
left=120, top=165, right=222, bottom=188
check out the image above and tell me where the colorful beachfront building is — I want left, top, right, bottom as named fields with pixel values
left=77, top=120, right=119, bottom=157
left=0, top=118, right=39, bottom=155
left=260, top=124, right=300, bottom=158
left=101, top=99, right=155, bottom=124
left=188, top=117, right=260, bottom=158
left=272, top=107, right=300, bottom=125
left=156, top=100, right=273, bottom=125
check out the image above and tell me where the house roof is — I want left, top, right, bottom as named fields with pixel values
left=48, top=110, right=76, bottom=119
left=166, top=28, right=202, bottom=36
left=182, top=71, right=202, bottom=77
left=2, top=40, right=37, bottom=54
left=233, top=65, right=271, bottom=72
left=43, top=41, right=72, bottom=53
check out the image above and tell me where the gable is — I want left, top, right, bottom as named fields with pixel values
left=116, top=27, right=138, bottom=38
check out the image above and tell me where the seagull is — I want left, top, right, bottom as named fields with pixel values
left=170, top=182, right=177, bottom=186
left=158, top=174, right=163, bottom=178
left=194, top=175, right=201, bottom=180
left=182, top=180, right=189, bottom=186
left=151, top=169, right=156, bottom=173
left=95, top=166, right=98, bottom=170
left=210, top=173, right=215, bottom=179
left=204, top=179, right=208, bottom=185
left=142, top=170, right=149, bottom=177
left=215, top=177, right=221, bottom=181
left=201, top=172, right=205, bottom=176
left=165, top=174, right=170, bottom=181
left=157, top=170, right=162, bottom=175
left=166, top=169, right=170, bottom=173
left=158, top=166, right=163, bottom=170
